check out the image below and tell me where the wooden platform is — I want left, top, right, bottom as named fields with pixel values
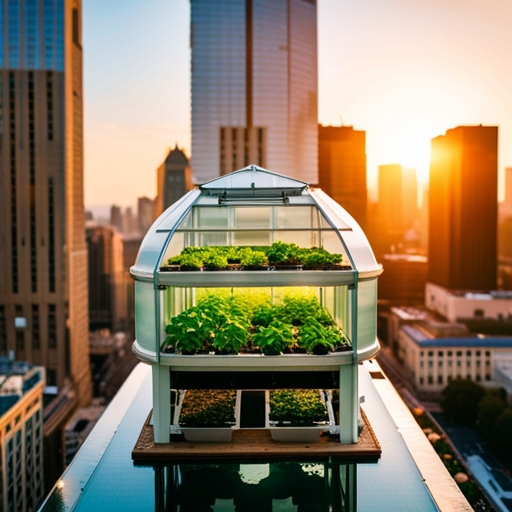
left=132, top=409, right=381, bottom=463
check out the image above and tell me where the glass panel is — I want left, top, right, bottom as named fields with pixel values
left=196, top=207, right=228, bottom=229
left=357, top=279, right=378, bottom=352
left=275, top=206, right=319, bottom=229
left=235, top=207, right=271, bottom=228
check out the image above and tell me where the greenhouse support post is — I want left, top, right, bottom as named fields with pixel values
left=152, top=364, right=170, bottom=443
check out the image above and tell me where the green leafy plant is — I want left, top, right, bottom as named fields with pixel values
left=180, top=390, right=236, bottom=428
left=212, top=319, right=249, bottom=354
left=298, top=317, right=346, bottom=354
left=205, top=252, right=228, bottom=269
left=267, top=241, right=301, bottom=265
left=241, top=250, right=268, bottom=267
left=252, top=319, right=295, bottom=355
left=179, top=253, right=204, bottom=270
left=162, top=307, right=214, bottom=354
left=269, top=389, right=327, bottom=426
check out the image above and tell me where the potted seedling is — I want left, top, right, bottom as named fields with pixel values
left=162, top=307, right=213, bottom=354
left=179, top=389, right=238, bottom=442
left=160, top=255, right=182, bottom=272
left=268, top=389, right=331, bottom=442
left=240, top=250, right=270, bottom=271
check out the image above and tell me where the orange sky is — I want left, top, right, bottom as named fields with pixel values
left=83, top=0, right=512, bottom=211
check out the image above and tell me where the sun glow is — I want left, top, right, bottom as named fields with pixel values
left=394, top=130, right=432, bottom=184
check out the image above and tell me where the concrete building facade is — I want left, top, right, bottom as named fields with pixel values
left=0, top=0, right=91, bottom=404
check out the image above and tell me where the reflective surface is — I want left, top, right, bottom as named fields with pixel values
left=39, top=365, right=440, bottom=512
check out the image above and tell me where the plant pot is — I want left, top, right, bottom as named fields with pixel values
left=311, top=344, right=330, bottom=355
left=180, top=265, right=203, bottom=272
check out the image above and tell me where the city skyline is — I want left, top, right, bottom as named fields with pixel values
left=83, top=0, right=512, bottom=208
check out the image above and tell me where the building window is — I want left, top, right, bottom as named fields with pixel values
left=428, top=361, right=432, bottom=368
left=420, top=351, right=424, bottom=357
left=72, top=8, right=80, bottom=45
left=428, top=351, right=433, bottom=357
left=48, top=305, right=57, bottom=348
left=232, top=127, right=237, bottom=170
left=438, top=360, right=443, bottom=367
left=437, top=375, right=443, bottom=384
left=447, top=351, right=452, bottom=357
left=476, top=351, right=481, bottom=357
left=258, top=128, right=264, bottom=166
left=457, top=361, right=461, bottom=367
left=46, top=369, right=56, bottom=386
left=467, top=360, right=471, bottom=367
left=28, top=72, right=37, bottom=293
left=448, top=361, right=452, bottom=367
left=476, top=360, right=480, bottom=367
left=485, top=374, right=491, bottom=381
left=419, top=377, right=424, bottom=385
left=474, top=309, right=484, bottom=317
left=32, top=305, right=40, bottom=350
left=9, top=72, right=19, bottom=294
left=0, top=306, right=7, bottom=353
left=485, top=351, right=491, bottom=357
left=476, top=374, right=481, bottom=382
left=438, top=351, right=443, bottom=357
left=428, top=376, right=433, bottom=385
left=420, top=361, right=424, bottom=368
left=47, top=72, right=53, bottom=140
left=456, top=351, right=462, bottom=357
left=48, top=177, right=56, bottom=292
left=466, top=351, right=471, bottom=357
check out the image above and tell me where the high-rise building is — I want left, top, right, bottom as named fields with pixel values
left=110, top=205, right=123, bottom=233
left=156, top=145, right=193, bottom=216
left=0, top=0, right=91, bottom=404
left=0, top=357, right=45, bottom=511
left=137, top=196, right=156, bottom=236
left=429, top=126, right=498, bottom=290
left=191, top=0, right=318, bottom=184
left=86, top=225, right=127, bottom=332
left=402, top=168, right=419, bottom=230
left=318, top=125, right=367, bottom=230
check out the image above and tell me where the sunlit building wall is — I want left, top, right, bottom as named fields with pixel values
left=191, top=0, right=318, bottom=184
left=428, top=126, right=498, bottom=290
left=0, top=0, right=92, bottom=404
left=0, top=359, right=45, bottom=511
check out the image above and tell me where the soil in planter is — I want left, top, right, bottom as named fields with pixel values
left=241, top=265, right=272, bottom=271
left=180, top=265, right=203, bottom=271
left=275, top=264, right=303, bottom=271
left=240, top=391, right=266, bottom=428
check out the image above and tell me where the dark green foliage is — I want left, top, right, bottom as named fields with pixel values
left=495, top=409, right=512, bottom=457
left=298, top=317, right=347, bottom=354
left=252, top=320, right=295, bottom=355
left=269, top=390, right=327, bottom=426
left=441, top=378, right=486, bottom=426
left=180, top=390, right=236, bottom=428
left=162, top=290, right=350, bottom=355
left=477, top=394, right=507, bottom=443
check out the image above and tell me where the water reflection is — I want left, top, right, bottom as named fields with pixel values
left=151, top=461, right=357, bottom=512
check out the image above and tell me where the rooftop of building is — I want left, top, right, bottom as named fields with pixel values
left=38, top=362, right=471, bottom=512
left=0, top=357, right=44, bottom=416
left=402, top=324, right=512, bottom=348
left=164, top=144, right=189, bottom=166
left=429, top=283, right=512, bottom=301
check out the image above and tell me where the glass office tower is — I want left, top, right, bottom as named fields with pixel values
left=0, top=0, right=92, bottom=405
left=191, top=0, right=318, bottom=184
